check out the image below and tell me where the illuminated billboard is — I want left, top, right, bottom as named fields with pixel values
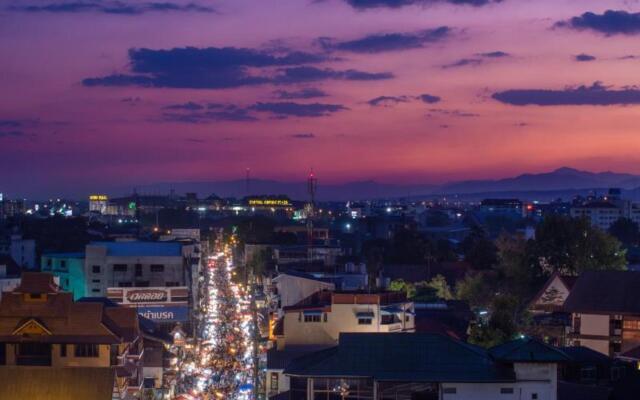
left=247, top=197, right=291, bottom=207
left=107, top=286, right=188, bottom=305
left=89, top=194, right=108, bottom=201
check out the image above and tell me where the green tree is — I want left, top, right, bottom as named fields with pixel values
left=427, top=274, right=453, bottom=300
left=455, top=272, right=496, bottom=309
left=388, top=279, right=416, bottom=299
left=609, top=218, right=640, bottom=247
left=461, top=227, right=497, bottom=270
left=533, top=215, right=627, bottom=275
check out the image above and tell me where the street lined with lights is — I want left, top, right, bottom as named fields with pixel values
left=175, top=243, right=255, bottom=400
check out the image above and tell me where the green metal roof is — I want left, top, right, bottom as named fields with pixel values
left=490, top=337, right=570, bottom=363
left=285, top=333, right=515, bottom=382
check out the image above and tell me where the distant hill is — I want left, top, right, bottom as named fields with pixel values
left=114, top=167, right=640, bottom=202
left=439, top=167, right=640, bottom=194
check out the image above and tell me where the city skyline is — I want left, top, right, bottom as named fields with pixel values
left=3, top=0, right=640, bottom=197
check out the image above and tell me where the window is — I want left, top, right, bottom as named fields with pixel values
left=500, top=388, right=514, bottom=394
left=92, top=265, right=101, bottom=274
left=46, top=259, right=52, bottom=267
left=75, top=344, right=99, bottom=357
left=118, top=282, right=132, bottom=287
left=270, top=372, right=279, bottom=392
left=135, top=264, right=142, bottom=277
left=91, top=288, right=100, bottom=293
left=60, top=260, right=66, bottom=269
left=531, top=394, right=538, bottom=400
left=60, top=344, right=67, bottom=357
left=166, top=281, right=180, bottom=287
left=323, top=313, right=328, bottom=322
left=150, top=264, right=164, bottom=272
left=623, top=320, right=640, bottom=330
left=443, top=387, right=457, bottom=394
left=136, top=281, right=150, bottom=287
left=92, top=279, right=100, bottom=284
left=304, top=314, right=321, bottom=322
left=358, top=318, right=372, bottom=325
left=113, top=264, right=127, bottom=272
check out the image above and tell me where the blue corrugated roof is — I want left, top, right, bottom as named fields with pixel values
left=42, top=252, right=85, bottom=259
left=89, top=241, right=182, bottom=257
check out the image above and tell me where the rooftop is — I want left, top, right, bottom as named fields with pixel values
left=89, top=241, right=183, bottom=257
left=563, top=271, right=640, bottom=315
left=489, top=337, right=570, bottom=363
left=0, top=273, right=141, bottom=344
left=285, top=333, right=514, bottom=382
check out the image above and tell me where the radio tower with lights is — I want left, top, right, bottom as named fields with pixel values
left=306, top=170, right=317, bottom=266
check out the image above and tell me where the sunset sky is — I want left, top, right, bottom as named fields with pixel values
left=2, top=0, right=640, bottom=198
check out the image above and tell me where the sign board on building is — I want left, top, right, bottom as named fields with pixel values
left=89, top=195, right=108, bottom=201
left=136, top=305, right=189, bottom=322
left=107, top=286, right=188, bottom=305
left=247, top=198, right=291, bottom=207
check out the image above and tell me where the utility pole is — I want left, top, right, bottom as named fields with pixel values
left=306, top=170, right=317, bottom=267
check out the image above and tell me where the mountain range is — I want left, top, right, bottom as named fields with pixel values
left=118, top=167, right=640, bottom=202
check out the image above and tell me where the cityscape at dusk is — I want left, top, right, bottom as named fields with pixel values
left=3, top=1, right=640, bottom=197
left=2, top=1, right=640, bottom=400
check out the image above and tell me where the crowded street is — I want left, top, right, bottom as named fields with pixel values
left=175, top=243, right=255, bottom=400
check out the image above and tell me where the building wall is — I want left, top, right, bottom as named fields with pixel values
left=266, top=368, right=288, bottom=396
left=84, top=245, right=185, bottom=297
left=442, top=364, right=557, bottom=400
left=9, top=237, right=36, bottom=270
left=51, top=344, right=111, bottom=367
left=274, top=275, right=334, bottom=309
left=41, top=255, right=86, bottom=300
left=5, top=343, right=111, bottom=367
left=573, top=313, right=611, bottom=355
left=580, top=314, right=610, bottom=336
left=0, top=278, right=20, bottom=301
left=283, top=302, right=414, bottom=347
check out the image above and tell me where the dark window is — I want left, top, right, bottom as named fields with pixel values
left=118, top=282, right=132, bottom=287
left=143, top=378, right=156, bottom=389
left=91, top=288, right=100, bottom=293
left=135, top=264, right=142, bottom=277
left=358, top=318, right=372, bottom=325
left=0, top=343, right=5, bottom=365
left=60, top=260, right=66, bottom=268
left=531, top=394, right=538, bottom=400
left=304, top=314, right=321, bottom=322
left=28, top=293, right=45, bottom=301
left=46, top=259, right=52, bottom=267
left=166, top=281, right=180, bottom=287
left=150, top=264, right=164, bottom=272
left=323, top=313, right=328, bottom=322
left=113, top=264, right=127, bottom=272
left=136, top=281, right=150, bottom=287
left=60, top=344, right=67, bottom=357
left=92, top=279, right=100, bottom=283
left=611, top=342, right=621, bottom=354
left=92, top=265, right=101, bottom=274
left=16, top=343, right=51, bottom=366
left=75, top=344, right=99, bottom=357
left=443, top=387, right=456, bottom=394
left=500, top=388, right=514, bottom=394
